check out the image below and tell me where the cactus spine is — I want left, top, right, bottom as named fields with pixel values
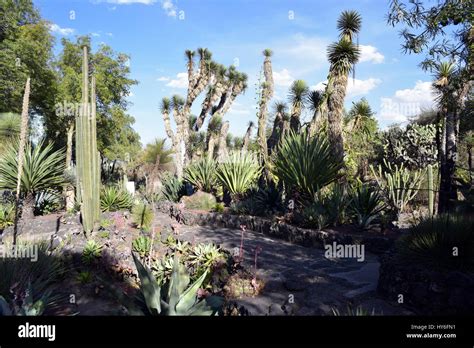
left=75, top=46, right=100, bottom=234
left=427, top=164, right=434, bottom=217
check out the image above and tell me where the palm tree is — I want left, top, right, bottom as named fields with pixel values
left=288, top=80, right=309, bottom=132
left=326, top=38, right=360, bottom=162
left=242, top=121, right=255, bottom=152
left=267, top=102, right=287, bottom=154
left=307, top=90, right=324, bottom=136
left=337, top=10, right=362, bottom=41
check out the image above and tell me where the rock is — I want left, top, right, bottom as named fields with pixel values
left=180, top=191, right=217, bottom=211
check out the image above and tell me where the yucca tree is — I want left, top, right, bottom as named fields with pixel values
left=267, top=102, right=287, bottom=154
left=217, top=120, right=230, bottom=161
left=257, top=49, right=274, bottom=164
left=307, top=90, right=325, bottom=136
left=288, top=80, right=309, bottom=132
left=242, top=121, right=254, bottom=152
left=433, top=61, right=458, bottom=213
left=0, top=141, right=66, bottom=219
left=323, top=10, right=361, bottom=162
left=346, top=98, right=374, bottom=133
left=185, top=50, right=195, bottom=83
left=326, top=38, right=360, bottom=162
left=206, top=115, right=223, bottom=159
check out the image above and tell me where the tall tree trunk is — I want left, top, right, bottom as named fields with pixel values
left=267, top=113, right=283, bottom=155
left=280, top=119, right=290, bottom=144
left=207, top=133, right=218, bottom=159
left=217, top=121, right=229, bottom=161
left=242, top=124, right=253, bottom=152
left=438, top=110, right=457, bottom=213
left=289, top=106, right=301, bottom=132
left=327, top=72, right=348, bottom=163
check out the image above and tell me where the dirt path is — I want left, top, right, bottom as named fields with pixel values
left=154, top=212, right=413, bottom=315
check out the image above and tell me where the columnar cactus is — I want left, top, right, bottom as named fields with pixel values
left=75, top=46, right=100, bottom=234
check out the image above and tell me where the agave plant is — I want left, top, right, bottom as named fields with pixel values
left=183, top=157, right=218, bottom=193
left=0, top=141, right=66, bottom=219
left=216, top=151, right=261, bottom=200
left=348, top=185, right=386, bottom=229
left=132, top=236, right=152, bottom=258
left=0, top=242, right=66, bottom=315
left=133, top=253, right=223, bottom=315
left=160, top=173, right=184, bottom=202
left=100, top=186, right=133, bottom=212
left=272, top=131, right=342, bottom=202
left=188, top=243, right=226, bottom=273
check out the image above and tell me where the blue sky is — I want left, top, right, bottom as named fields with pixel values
left=36, top=0, right=438, bottom=147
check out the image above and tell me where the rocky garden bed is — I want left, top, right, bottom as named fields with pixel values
left=156, top=201, right=397, bottom=254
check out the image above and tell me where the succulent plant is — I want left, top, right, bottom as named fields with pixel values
left=133, top=253, right=223, bottom=315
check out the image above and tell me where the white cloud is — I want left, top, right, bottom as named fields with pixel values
left=379, top=81, right=435, bottom=124
left=311, top=78, right=381, bottom=97
left=165, top=72, right=187, bottom=88
left=157, top=76, right=170, bottom=82
left=91, top=32, right=100, bottom=37
left=346, top=78, right=382, bottom=96
left=273, top=69, right=294, bottom=87
left=106, top=32, right=113, bottom=37
left=161, top=0, right=177, bottom=17
left=48, top=23, right=74, bottom=36
left=228, top=106, right=251, bottom=115
left=359, top=45, right=384, bottom=64
left=275, top=34, right=330, bottom=73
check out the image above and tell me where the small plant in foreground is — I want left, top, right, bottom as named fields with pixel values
left=100, top=186, right=133, bottom=212
left=77, top=271, right=93, bottom=284
left=132, top=203, right=154, bottom=231
left=0, top=203, right=15, bottom=230
left=82, top=240, right=103, bottom=265
left=133, top=253, right=223, bottom=315
left=132, top=236, right=152, bottom=258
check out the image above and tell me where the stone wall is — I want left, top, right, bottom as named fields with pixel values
left=377, top=252, right=474, bottom=315
left=156, top=201, right=394, bottom=254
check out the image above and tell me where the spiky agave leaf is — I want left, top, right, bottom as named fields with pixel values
left=0, top=140, right=66, bottom=195
left=216, top=151, right=261, bottom=197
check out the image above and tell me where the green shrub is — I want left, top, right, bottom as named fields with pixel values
left=184, top=157, right=218, bottom=193
left=396, top=215, right=474, bottom=272
left=132, top=236, right=152, bottom=258
left=100, top=186, right=133, bottom=212
left=0, top=203, right=15, bottom=230
left=180, top=191, right=217, bottom=211
left=77, top=271, right=93, bottom=284
left=216, top=151, right=261, bottom=200
left=272, top=131, right=342, bottom=202
left=132, top=203, right=154, bottom=231
left=348, top=185, right=386, bottom=229
left=213, top=202, right=225, bottom=213
left=293, top=201, right=329, bottom=230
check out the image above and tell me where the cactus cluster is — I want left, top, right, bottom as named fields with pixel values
left=75, top=46, right=100, bottom=234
